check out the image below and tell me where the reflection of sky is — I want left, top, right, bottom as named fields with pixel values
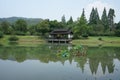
left=112, top=59, right=120, bottom=80
left=0, top=58, right=120, bottom=80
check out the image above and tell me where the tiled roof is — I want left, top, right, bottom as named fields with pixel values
left=50, top=29, right=72, bottom=34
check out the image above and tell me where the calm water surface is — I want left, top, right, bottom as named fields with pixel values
left=0, top=44, right=120, bottom=80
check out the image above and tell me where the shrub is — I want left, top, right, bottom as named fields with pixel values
left=82, top=33, right=88, bottom=39
left=0, top=43, right=3, bottom=46
left=9, top=42, right=18, bottom=45
left=98, top=37, right=102, bottom=41
left=0, top=31, right=4, bottom=38
left=8, top=36, right=19, bottom=41
left=115, top=30, right=120, bottom=37
left=15, top=31, right=26, bottom=35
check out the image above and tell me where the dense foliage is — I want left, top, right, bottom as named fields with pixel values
left=0, top=31, right=4, bottom=38
left=0, top=8, right=120, bottom=38
left=73, top=9, right=89, bottom=38
left=8, top=36, right=19, bottom=41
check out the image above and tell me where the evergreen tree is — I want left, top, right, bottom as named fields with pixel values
left=108, top=8, right=115, bottom=31
left=89, top=8, right=100, bottom=25
left=61, top=15, right=66, bottom=24
left=101, top=8, right=108, bottom=31
left=67, top=16, right=73, bottom=25
left=74, top=9, right=88, bottom=38
left=79, top=8, right=87, bottom=25
left=61, top=15, right=66, bottom=28
left=67, top=16, right=74, bottom=29
left=115, top=21, right=120, bottom=36
left=94, top=8, right=100, bottom=23
left=89, top=7, right=104, bottom=36
left=89, top=7, right=95, bottom=24
left=116, top=21, right=120, bottom=30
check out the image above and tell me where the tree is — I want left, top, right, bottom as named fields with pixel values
left=67, top=16, right=73, bottom=25
left=88, top=7, right=104, bottom=36
left=74, top=9, right=89, bottom=38
left=115, top=21, right=120, bottom=36
left=116, top=21, right=120, bottom=30
left=28, top=25, right=36, bottom=35
left=94, top=8, right=100, bottom=23
left=67, top=16, right=74, bottom=29
left=89, top=7, right=100, bottom=25
left=89, top=8, right=95, bottom=25
left=0, top=31, right=4, bottom=38
left=36, top=19, right=50, bottom=36
left=101, top=8, right=109, bottom=31
left=61, top=15, right=66, bottom=28
left=14, top=19, right=27, bottom=35
left=49, top=20, right=66, bottom=31
left=108, top=8, right=115, bottom=31
left=61, top=15, right=66, bottom=24
left=94, top=21, right=104, bottom=35
left=0, top=21, right=11, bottom=34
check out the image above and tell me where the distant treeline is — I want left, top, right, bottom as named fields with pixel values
left=0, top=17, right=43, bottom=25
left=0, top=7, right=120, bottom=38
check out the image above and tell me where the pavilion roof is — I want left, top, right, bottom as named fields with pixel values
left=50, top=29, right=73, bottom=35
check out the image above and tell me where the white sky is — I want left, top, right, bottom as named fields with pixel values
left=0, top=0, right=120, bottom=22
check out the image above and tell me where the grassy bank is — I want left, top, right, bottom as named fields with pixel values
left=0, top=35, right=45, bottom=46
left=72, top=36, right=120, bottom=47
left=0, top=35, right=120, bottom=47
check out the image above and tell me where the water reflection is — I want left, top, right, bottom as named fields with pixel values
left=0, top=45, right=120, bottom=80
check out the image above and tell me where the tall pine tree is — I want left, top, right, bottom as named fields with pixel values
left=79, top=8, right=87, bottom=25
left=61, top=15, right=66, bottom=24
left=108, top=8, right=115, bottom=31
left=101, top=8, right=108, bottom=31
left=89, top=7, right=95, bottom=25
left=61, top=15, right=66, bottom=28
left=67, top=16, right=73, bottom=25
left=67, top=16, right=74, bottom=29
left=94, top=8, right=100, bottom=23
left=89, top=7, right=100, bottom=25
left=89, top=7, right=104, bottom=35
left=74, top=9, right=88, bottom=38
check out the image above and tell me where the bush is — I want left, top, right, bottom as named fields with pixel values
left=8, top=42, right=18, bottom=45
left=8, top=36, right=19, bottom=41
left=15, top=31, right=26, bottom=35
left=0, top=43, right=3, bottom=46
left=82, top=33, right=88, bottom=39
left=0, top=31, right=4, bottom=38
left=115, top=30, right=120, bottom=37
left=98, top=37, right=102, bottom=41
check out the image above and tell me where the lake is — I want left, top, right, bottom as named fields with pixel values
left=0, top=44, right=120, bottom=80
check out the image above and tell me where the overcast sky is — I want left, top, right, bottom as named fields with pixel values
left=0, top=0, right=120, bottom=22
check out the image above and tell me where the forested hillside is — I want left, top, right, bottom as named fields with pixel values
left=0, top=17, right=43, bottom=25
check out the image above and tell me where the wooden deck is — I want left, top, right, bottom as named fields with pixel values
left=47, top=39, right=72, bottom=43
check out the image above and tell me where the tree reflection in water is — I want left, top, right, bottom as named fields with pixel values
left=0, top=44, right=120, bottom=75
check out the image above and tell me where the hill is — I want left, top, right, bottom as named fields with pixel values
left=0, top=17, right=43, bottom=25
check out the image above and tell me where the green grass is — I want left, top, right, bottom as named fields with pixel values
left=72, top=36, right=120, bottom=47
left=0, top=35, right=120, bottom=47
left=0, top=35, right=45, bottom=47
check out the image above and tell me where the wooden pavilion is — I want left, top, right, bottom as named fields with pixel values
left=48, top=29, right=73, bottom=43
